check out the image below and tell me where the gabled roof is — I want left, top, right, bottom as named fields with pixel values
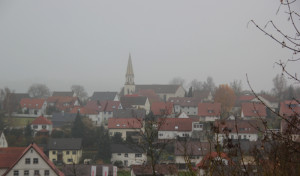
left=136, top=84, right=181, bottom=94
left=120, top=96, right=148, bottom=108
left=108, top=118, right=142, bottom=129
left=113, top=109, right=146, bottom=118
left=100, top=101, right=122, bottom=112
left=32, top=115, right=52, bottom=125
left=241, top=102, right=267, bottom=117
left=3, top=143, right=64, bottom=176
left=198, top=102, right=221, bottom=117
left=20, top=98, right=46, bottom=109
left=137, top=89, right=161, bottom=103
left=51, top=112, right=77, bottom=128
left=279, top=100, right=300, bottom=117
left=158, top=118, right=195, bottom=132
left=0, top=147, right=25, bottom=169
left=196, top=152, right=232, bottom=168
left=111, top=144, right=143, bottom=153
left=90, top=92, right=118, bottom=102
left=52, top=91, right=74, bottom=97
left=151, top=102, right=173, bottom=116
left=70, top=106, right=99, bottom=115
left=214, top=120, right=263, bottom=134
left=48, top=138, right=82, bottom=150
left=174, top=141, right=212, bottom=156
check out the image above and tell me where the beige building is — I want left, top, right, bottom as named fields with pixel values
left=111, top=144, right=146, bottom=167
left=1, top=143, right=64, bottom=176
left=48, top=138, right=82, bottom=165
left=108, top=118, right=144, bottom=140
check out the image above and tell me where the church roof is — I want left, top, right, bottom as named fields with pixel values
left=90, top=92, right=118, bottom=102
left=126, top=54, right=134, bottom=76
left=135, top=84, right=181, bottom=94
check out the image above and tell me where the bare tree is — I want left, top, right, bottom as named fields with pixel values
left=230, top=80, right=243, bottom=97
left=272, top=74, right=288, bottom=101
left=169, top=77, right=186, bottom=86
left=28, top=84, right=50, bottom=98
left=71, top=85, right=88, bottom=102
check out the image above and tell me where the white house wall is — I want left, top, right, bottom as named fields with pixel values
left=111, top=153, right=147, bottom=167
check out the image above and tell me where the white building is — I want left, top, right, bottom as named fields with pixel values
left=1, top=143, right=64, bottom=176
left=0, top=131, right=8, bottom=148
left=111, top=144, right=146, bottom=167
left=31, top=116, right=53, bottom=136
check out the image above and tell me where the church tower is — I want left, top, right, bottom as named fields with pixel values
left=124, top=53, right=135, bottom=95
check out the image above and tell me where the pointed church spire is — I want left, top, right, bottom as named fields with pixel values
left=126, top=53, right=134, bottom=76
left=125, top=53, right=134, bottom=85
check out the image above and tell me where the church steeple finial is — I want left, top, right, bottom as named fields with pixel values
left=125, top=53, right=134, bottom=85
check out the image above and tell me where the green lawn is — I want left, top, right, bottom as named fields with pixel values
left=4, top=117, right=35, bottom=128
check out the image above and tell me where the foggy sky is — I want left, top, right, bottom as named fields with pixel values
left=0, top=0, right=298, bottom=95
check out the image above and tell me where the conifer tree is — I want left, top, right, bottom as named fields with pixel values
left=71, top=112, right=85, bottom=138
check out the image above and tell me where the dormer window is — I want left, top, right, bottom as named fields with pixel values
left=116, top=124, right=120, bottom=127
left=253, top=110, right=258, bottom=113
left=175, top=126, right=178, bottom=130
left=208, top=110, right=214, bottom=113
left=112, top=106, right=116, bottom=109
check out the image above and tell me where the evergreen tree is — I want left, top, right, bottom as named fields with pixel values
left=24, top=122, right=33, bottom=138
left=71, top=112, right=85, bottom=138
left=187, top=86, right=193, bottom=97
left=97, top=126, right=111, bottom=163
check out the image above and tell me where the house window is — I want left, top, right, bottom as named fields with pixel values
left=25, top=158, right=30, bottom=164
left=52, top=151, right=56, bottom=155
left=33, top=125, right=38, bottom=129
left=66, top=151, right=70, bottom=155
left=34, top=170, right=39, bottom=176
left=159, top=133, right=163, bottom=137
left=117, top=153, right=121, bottom=156
left=72, top=151, right=76, bottom=154
left=125, top=153, right=128, bottom=157
left=42, top=125, right=46, bottom=129
left=135, top=153, right=142, bottom=158
left=44, top=170, right=50, bottom=176
left=68, top=158, right=73, bottom=162
left=33, top=158, right=38, bottom=164
left=24, top=170, right=29, bottom=176
left=13, top=170, right=19, bottom=176
left=244, top=135, right=247, bottom=139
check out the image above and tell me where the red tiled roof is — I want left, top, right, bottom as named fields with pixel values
left=108, top=118, right=143, bottom=129
left=242, top=102, right=267, bottom=117
left=279, top=100, right=300, bottom=117
left=238, top=95, right=256, bottom=102
left=70, top=106, right=99, bottom=115
left=198, top=102, right=221, bottom=117
left=32, top=115, right=52, bottom=125
left=47, top=96, right=78, bottom=111
left=3, top=143, right=64, bottom=176
left=214, top=120, right=263, bottom=134
left=196, top=152, right=232, bottom=168
left=20, top=98, right=45, bottom=109
left=151, top=102, right=173, bottom=116
left=104, top=101, right=121, bottom=112
left=0, top=147, right=25, bottom=168
left=137, top=89, right=161, bottom=103
left=158, top=118, right=194, bottom=131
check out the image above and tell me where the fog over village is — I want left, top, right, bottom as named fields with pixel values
left=0, top=0, right=299, bottom=176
